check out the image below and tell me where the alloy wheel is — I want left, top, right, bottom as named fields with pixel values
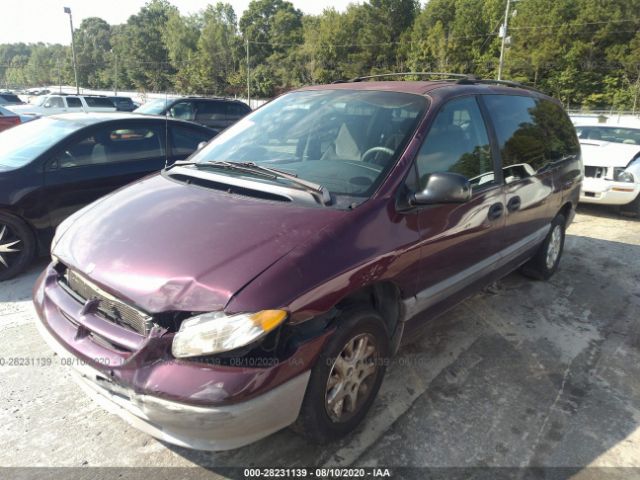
left=325, top=333, right=378, bottom=423
left=0, top=224, right=23, bottom=271
left=545, top=225, right=562, bottom=270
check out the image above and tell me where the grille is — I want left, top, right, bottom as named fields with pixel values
left=584, top=166, right=606, bottom=178
left=60, top=268, right=153, bottom=335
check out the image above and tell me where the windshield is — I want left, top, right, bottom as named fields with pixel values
left=135, top=98, right=170, bottom=115
left=0, top=117, right=79, bottom=168
left=577, top=126, right=640, bottom=145
left=192, top=90, right=427, bottom=198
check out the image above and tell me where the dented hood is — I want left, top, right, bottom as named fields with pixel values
left=53, top=173, right=345, bottom=313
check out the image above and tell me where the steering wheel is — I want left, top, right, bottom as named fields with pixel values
left=361, top=146, right=394, bottom=163
left=58, top=150, right=77, bottom=168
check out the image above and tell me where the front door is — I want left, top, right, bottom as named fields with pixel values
left=43, top=96, right=67, bottom=115
left=405, top=95, right=506, bottom=321
left=43, top=122, right=167, bottom=229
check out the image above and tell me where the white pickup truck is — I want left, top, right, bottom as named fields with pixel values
left=6, top=94, right=116, bottom=117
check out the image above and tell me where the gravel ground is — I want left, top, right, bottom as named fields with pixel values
left=1, top=204, right=639, bottom=477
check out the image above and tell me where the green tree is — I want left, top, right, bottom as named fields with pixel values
left=74, top=17, right=112, bottom=88
left=113, top=0, right=178, bottom=91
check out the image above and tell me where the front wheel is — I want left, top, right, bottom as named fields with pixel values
left=0, top=213, right=35, bottom=282
left=620, top=192, right=640, bottom=217
left=292, top=308, right=390, bottom=443
left=520, top=214, right=566, bottom=281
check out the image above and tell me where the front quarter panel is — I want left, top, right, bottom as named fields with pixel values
left=225, top=197, right=421, bottom=323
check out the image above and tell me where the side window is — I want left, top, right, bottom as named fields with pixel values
left=196, top=101, right=225, bottom=122
left=66, top=97, right=82, bottom=108
left=169, top=101, right=196, bottom=121
left=56, top=125, right=164, bottom=168
left=482, top=95, right=579, bottom=181
left=46, top=96, right=64, bottom=108
left=170, top=126, right=212, bottom=157
left=415, top=96, right=494, bottom=190
left=84, top=97, right=116, bottom=108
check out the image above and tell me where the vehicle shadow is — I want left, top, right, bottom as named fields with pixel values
left=576, top=203, right=639, bottom=221
left=0, top=258, right=48, bottom=303
left=165, top=234, right=640, bottom=475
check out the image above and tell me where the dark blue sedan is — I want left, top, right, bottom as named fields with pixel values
left=0, top=113, right=215, bottom=280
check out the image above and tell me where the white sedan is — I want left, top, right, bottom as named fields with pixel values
left=576, top=125, right=640, bottom=215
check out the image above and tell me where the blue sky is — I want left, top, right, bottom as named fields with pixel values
left=1, top=0, right=357, bottom=44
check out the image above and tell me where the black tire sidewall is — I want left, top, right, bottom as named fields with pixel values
left=296, top=308, right=390, bottom=443
left=527, top=214, right=566, bottom=280
left=0, top=213, right=35, bottom=282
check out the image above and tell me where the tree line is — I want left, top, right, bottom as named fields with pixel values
left=2, top=0, right=640, bottom=110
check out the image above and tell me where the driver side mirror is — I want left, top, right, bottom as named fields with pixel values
left=410, top=172, right=471, bottom=206
left=197, top=141, right=208, bottom=150
left=44, top=103, right=51, bottom=108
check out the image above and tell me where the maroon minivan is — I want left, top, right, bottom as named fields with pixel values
left=34, top=76, right=582, bottom=450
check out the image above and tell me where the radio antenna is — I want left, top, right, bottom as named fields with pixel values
left=164, top=82, right=169, bottom=169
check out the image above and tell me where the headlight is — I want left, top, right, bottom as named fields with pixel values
left=171, top=310, right=287, bottom=358
left=614, top=168, right=634, bottom=183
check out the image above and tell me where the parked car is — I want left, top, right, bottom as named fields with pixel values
left=34, top=77, right=581, bottom=451
left=0, top=92, right=25, bottom=106
left=575, top=125, right=640, bottom=215
left=0, top=105, right=22, bottom=132
left=108, top=96, right=137, bottom=112
left=134, top=97, right=251, bottom=133
left=0, top=113, right=215, bottom=280
left=0, top=104, right=38, bottom=129
left=7, top=94, right=117, bottom=116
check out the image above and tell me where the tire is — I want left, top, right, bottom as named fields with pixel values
left=520, top=214, right=566, bottom=281
left=291, top=308, right=390, bottom=443
left=0, top=213, right=36, bottom=282
left=620, top=193, right=640, bottom=217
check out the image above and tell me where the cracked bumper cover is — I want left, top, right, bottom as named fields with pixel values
left=32, top=266, right=316, bottom=451
left=36, top=314, right=310, bottom=451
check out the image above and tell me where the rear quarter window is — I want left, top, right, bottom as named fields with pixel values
left=227, top=102, right=251, bottom=117
left=84, top=97, right=115, bottom=108
left=483, top=95, right=579, bottom=174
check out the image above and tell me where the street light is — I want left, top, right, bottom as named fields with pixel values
left=64, top=7, right=79, bottom=94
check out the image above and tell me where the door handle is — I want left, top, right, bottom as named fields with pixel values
left=488, top=202, right=504, bottom=220
left=507, top=196, right=521, bottom=212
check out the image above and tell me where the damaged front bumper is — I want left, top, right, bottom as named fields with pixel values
left=33, top=265, right=323, bottom=451
left=580, top=177, right=640, bottom=205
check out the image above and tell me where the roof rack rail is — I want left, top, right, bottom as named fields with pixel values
left=334, top=72, right=544, bottom=94
left=348, top=72, right=474, bottom=82
left=457, top=77, right=543, bottom=93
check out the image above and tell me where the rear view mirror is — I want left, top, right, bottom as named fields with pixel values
left=411, top=172, right=471, bottom=206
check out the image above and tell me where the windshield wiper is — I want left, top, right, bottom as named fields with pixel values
left=235, top=162, right=332, bottom=205
left=171, top=160, right=332, bottom=206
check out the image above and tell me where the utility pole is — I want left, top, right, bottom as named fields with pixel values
left=246, top=37, right=250, bottom=106
left=114, top=54, right=118, bottom=96
left=64, top=7, right=79, bottom=94
left=497, top=0, right=511, bottom=80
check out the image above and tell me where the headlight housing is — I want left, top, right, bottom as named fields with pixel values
left=171, top=310, right=287, bottom=358
left=614, top=167, right=634, bottom=183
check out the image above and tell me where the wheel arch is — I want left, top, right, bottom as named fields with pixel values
left=334, top=281, right=404, bottom=354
